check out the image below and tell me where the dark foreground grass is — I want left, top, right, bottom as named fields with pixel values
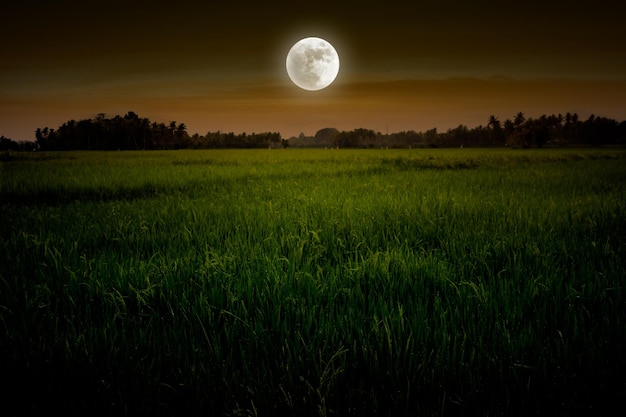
left=1, top=148, right=625, bottom=416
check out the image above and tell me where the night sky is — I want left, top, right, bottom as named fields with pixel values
left=2, top=0, right=625, bottom=141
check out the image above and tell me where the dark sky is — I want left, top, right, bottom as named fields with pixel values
left=2, top=0, right=625, bottom=140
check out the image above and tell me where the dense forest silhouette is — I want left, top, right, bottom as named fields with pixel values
left=1, top=111, right=625, bottom=151
left=28, top=112, right=281, bottom=151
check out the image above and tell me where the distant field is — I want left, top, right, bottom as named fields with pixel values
left=1, top=148, right=625, bottom=416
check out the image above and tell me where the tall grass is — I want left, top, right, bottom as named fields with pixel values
left=1, top=148, right=625, bottom=416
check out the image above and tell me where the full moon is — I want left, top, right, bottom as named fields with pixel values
left=286, top=37, right=340, bottom=91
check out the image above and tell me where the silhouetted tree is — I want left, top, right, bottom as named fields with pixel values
left=0, top=136, right=37, bottom=152
left=487, top=115, right=505, bottom=146
left=314, top=127, right=339, bottom=147
left=0, top=135, right=19, bottom=151
left=334, top=128, right=379, bottom=148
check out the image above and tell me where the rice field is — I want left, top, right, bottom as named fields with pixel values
left=1, top=148, right=625, bottom=416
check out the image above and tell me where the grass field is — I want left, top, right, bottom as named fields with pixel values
left=1, top=148, right=625, bottom=416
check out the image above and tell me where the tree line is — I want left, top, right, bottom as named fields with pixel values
left=34, top=112, right=190, bottom=151
left=0, top=136, right=37, bottom=152
left=288, top=112, right=626, bottom=149
left=28, top=112, right=281, bottom=151
left=0, top=111, right=624, bottom=152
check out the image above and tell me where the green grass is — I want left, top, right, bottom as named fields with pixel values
left=1, top=148, right=625, bottom=416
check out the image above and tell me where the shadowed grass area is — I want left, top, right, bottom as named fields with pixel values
left=1, top=148, right=625, bottom=416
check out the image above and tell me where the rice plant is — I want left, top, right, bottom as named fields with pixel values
left=1, top=148, right=625, bottom=416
